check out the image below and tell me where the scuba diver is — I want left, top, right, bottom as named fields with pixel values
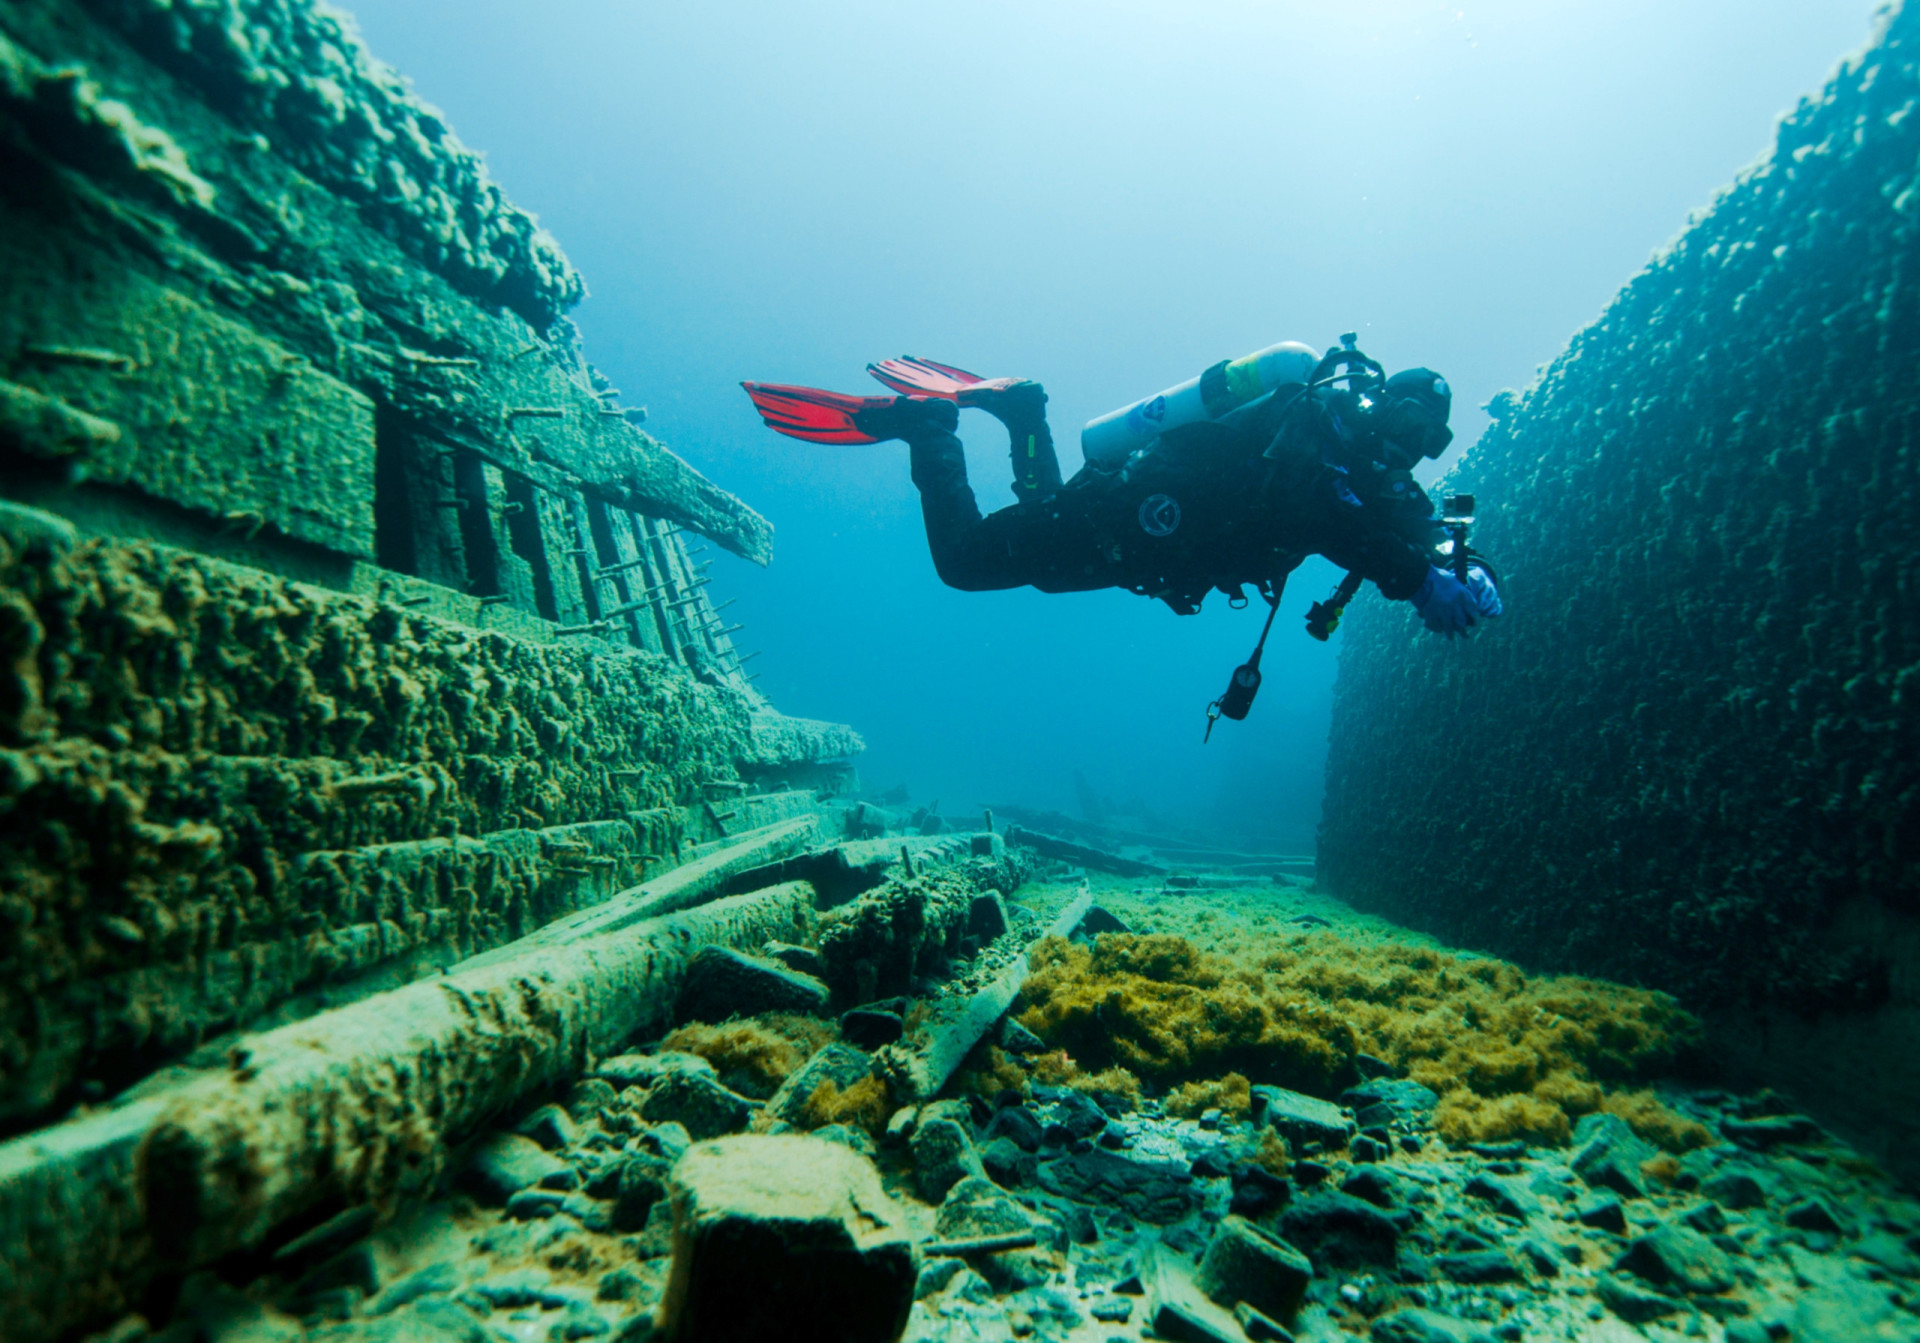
left=742, top=336, right=1502, bottom=734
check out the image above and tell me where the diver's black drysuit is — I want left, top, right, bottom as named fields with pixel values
left=904, top=388, right=1446, bottom=614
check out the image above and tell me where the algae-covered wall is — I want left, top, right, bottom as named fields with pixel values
left=0, top=511, right=764, bottom=1127
left=0, top=0, right=864, bottom=1132
left=1318, top=5, right=1920, bottom=1171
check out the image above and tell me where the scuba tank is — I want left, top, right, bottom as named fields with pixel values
left=1081, top=341, right=1319, bottom=468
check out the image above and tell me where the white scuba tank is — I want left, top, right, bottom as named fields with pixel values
left=1081, top=341, right=1319, bottom=468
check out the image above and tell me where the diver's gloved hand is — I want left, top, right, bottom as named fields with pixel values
left=852, top=395, right=959, bottom=443
left=1412, top=564, right=1502, bottom=636
left=1464, top=563, right=1502, bottom=618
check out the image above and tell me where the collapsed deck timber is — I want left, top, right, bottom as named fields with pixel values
left=0, top=0, right=860, bottom=1170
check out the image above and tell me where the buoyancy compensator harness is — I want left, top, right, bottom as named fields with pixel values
left=1201, top=334, right=1397, bottom=737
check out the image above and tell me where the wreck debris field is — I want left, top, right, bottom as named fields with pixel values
left=0, top=0, right=1916, bottom=1342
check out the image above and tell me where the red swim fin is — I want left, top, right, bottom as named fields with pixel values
left=741, top=382, right=895, bottom=444
left=868, top=356, right=1002, bottom=399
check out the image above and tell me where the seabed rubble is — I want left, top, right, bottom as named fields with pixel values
left=92, top=875, right=1920, bottom=1343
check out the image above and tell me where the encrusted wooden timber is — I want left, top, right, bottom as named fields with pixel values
left=879, top=886, right=1092, bottom=1103
left=457, top=816, right=818, bottom=971
left=0, top=872, right=814, bottom=1343
left=1004, top=825, right=1169, bottom=878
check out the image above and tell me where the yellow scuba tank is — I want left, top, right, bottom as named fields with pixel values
left=1080, top=341, right=1318, bottom=468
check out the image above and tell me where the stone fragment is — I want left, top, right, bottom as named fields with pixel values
left=1351, top=1134, right=1389, bottom=1163
left=1290, top=1159, right=1331, bottom=1186
left=1050, top=1200, right=1098, bottom=1243
left=565, top=1077, right=619, bottom=1124
left=839, top=1009, right=905, bottom=1049
left=1145, top=1244, right=1246, bottom=1343
left=293, top=1242, right=381, bottom=1299
left=935, top=1176, right=1055, bottom=1291
left=1195, top=1214, right=1313, bottom=1322
left=1570, top=1113, right=1654, bottom=1199
left=967, top=893, right=1009, bottom=940
left=1090, top=1296, right=1133, bottom=1322
left=639, top=1122, right=693, bottom=1162
left=597, top=1052, right=716, bottom=1089
left=363, top=1297, right=499, bottom=1341
left=811, top=1124, right=876, bottom=1157
left=1038, top=1148, right=1196, bottom=1224
left=1852, top=1230, right=1920, bottom=1277
left=1783, top=1195, right=1848, bottom=1234
left=1034, top=1086, right=1109, bottom=1142
left=980, top=1136, right=1036, bottom=1189
left=1701, top=1168, right=1768, bottom=1209
left=1251, top=1087, right=1354, bottom=1148
left=764, top=1043, right=874, bottom=1127
left=1463, top=1172, right=1539, bottom=1221
left=612, top=1154, right=670, bottom=1232
left=1340, top=1078, right=1439, bottom=1124
left=1595, top=1271, right=1682, bottom=1323
left=1680, top=1201, right=1728, bottom=1234
left=1518, top=1236, right=1561, bottom=1276
left=1080, top=905, right=1130, bottom=935
left=915, top=1258, right=964, bottom=1300
left=517, top=1103, right=578, bottom=1152
left=560, top=1193, right=612, bottom=1232
left=911, top=1118, right=986, bottom=1202
left=1369, top=1307, right=1498, bottom=1343
left=1614, top=1224, right=1736, bottom=1294
left=1574, top=1193, right=1627, bottom=1233
left=1719, top=1114, right=1821, bottom=1148
left=1340, top=1167, right=1399, bottom=1209
left=638, top=1070, right=755, bottom=1140
left=1233, top=1300, right=1293, bottom=1341
left=1435, top=1249, right=1519, bottom=1283
left=984, top=1104, right=1043, bottom=1153
left=1787, top=1282, right=1905, bottom=1343
left=657, top=1135, right=916, bottom=1343
left=1278, top=1191, right=1407, bottom=1270
left=675, top=945, right=829, bottom=1023
left=367, top=1261, right=460, bottom=1316
left=461, top=1133, right=572, bottom=1206
left=1465, top=1140, right=1529, bottom=1159
left=1189, top=1146, right=1233, bottom=1178
left=996, top=1017, right=1046, bottom=1053
left=1230, top=1164, right=1291, bottom=1218
left=505, top=1188, right=566, bottom=1220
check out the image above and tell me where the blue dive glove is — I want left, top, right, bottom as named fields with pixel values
left=1412, top=564, right=1502, bottom=637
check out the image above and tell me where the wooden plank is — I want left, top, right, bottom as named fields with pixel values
left=0, top=880, right=814, bottom=1343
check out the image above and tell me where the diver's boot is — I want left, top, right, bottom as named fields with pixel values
left=962, top=379, right=1062, bottom=501
left=852, top=394, right=959, bottom=444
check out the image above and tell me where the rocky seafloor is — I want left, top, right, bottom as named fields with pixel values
left=89, top=877, right=1920, bottom=1343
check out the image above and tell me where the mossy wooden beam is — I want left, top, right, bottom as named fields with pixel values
left=0, top=868, right=814, bottom=1343
left=879, top=886, right=1092, bottom=1103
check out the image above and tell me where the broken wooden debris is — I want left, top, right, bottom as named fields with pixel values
left=922, top=1231, right=1039, bottom=1257
left=1004, top=825, right=1168, bottom=878
left=0, top=875, right=815, bottom=1343
left=877, top=886, right=1093, bottom=1104
left=456, top=816, right=817, bottom=970
left=992, top=805, right=1313, bottom=871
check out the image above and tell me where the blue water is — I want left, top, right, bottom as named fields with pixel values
left=346, top=0, right=1873, bottom=848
